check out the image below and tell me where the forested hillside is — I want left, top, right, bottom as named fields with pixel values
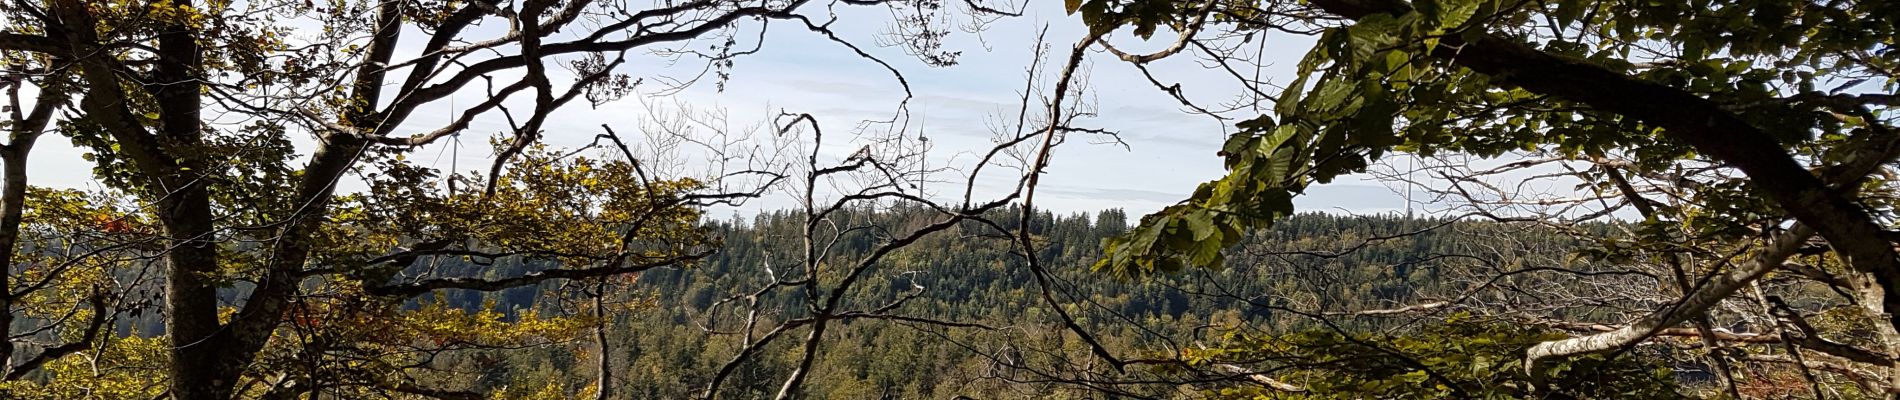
left=406, top=208, right=1680, bottom=399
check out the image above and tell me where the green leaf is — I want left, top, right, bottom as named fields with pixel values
left=1553, top=0, right=1585, bottom=27
left=1256, top=125, right=1302, bottom=157
left=1184, top=211, right=1216, bottom=241
left=1384, top=50, right=1410, bottom=73
left=1310, top=78, right=1356, bottom=112
left=1427, top=0, right=1484, bottom=30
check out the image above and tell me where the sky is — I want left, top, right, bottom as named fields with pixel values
left=21, top=0, right=1418, bottom=219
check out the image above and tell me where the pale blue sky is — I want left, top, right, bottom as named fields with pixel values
left=23, top=0, right=1414, bottom=218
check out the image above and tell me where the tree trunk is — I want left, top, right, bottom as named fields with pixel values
left=144, top=0, right=237, bottom=396
left=0, top=135, right=31, bottom=374
left=163, top=199, right=233, bottom=400
left=1847, top=269, right=1900, bottom=393
left=0, top=81, right=55, bottom=377
left=594, top=279, right=613, bottom=400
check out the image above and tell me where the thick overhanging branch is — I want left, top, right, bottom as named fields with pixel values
left=1288, top=0, right=1900, bottom=385
left=0, top=33, right=61, bottom=54
left=1521, top=225, right=1812, bottom=381
left=1320, top=300, right=1450, bottom=316
left=1547, top=320, right=1892, bottom=366
left=1306, top=0, right=1900, bottom=336
left=1216, top=364, right=1307, bottom=392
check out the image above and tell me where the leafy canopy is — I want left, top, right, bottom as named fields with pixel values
left=1082, top=0, right=1899, bottom=278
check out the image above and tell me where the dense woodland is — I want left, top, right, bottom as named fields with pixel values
left=2, top=0, right=1898, bottom=398
left=389, top=209, right=1684, bottom=399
